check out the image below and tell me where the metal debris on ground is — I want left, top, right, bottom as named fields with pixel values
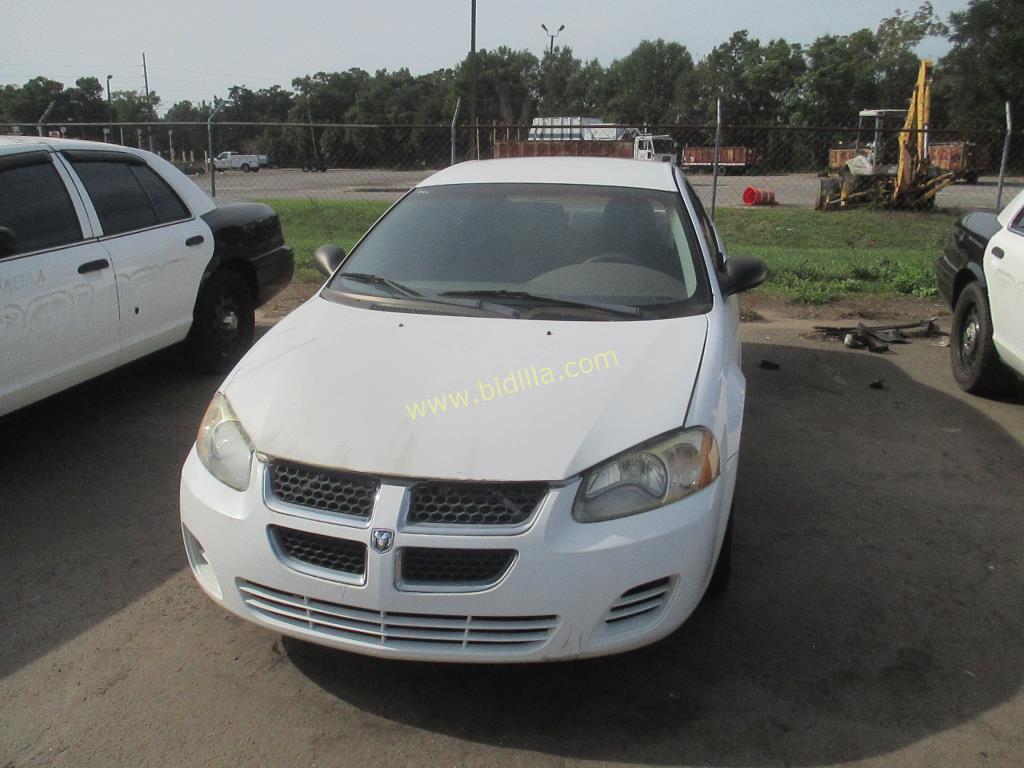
left=759, top=359, right=781, bottom=370
left=815, top=318, right=941, bottom=354
left=870, top=380, right=886, bottom=390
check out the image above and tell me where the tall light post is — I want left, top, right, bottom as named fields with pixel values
left=105, top=75, right=114, bottom=143
left=541, top=23, right=564, bottom=54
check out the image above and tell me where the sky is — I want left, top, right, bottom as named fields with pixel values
left=0, top=0, right=968, bottom=113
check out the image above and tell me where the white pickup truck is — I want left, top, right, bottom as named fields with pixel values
left=213, top=151, right=268, bottom=172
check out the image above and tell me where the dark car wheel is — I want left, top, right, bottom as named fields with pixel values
left=186, top=269, right=255, bottom=374
left=951, top=281, right=1012, bottom=395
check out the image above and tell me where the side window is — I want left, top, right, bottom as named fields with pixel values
left=130, top=165, right=190, bottom=223
left=1012, top=208, right=1024, bottom=236
left=0, top=154, right=83, bottom=257
left=71, top=160, right=159, bottom=236
left=685, top=181, right=724, bottom=271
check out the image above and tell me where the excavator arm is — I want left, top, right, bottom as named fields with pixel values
left=895, top=60, right=933, bottom=200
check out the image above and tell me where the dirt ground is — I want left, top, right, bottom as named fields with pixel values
left=2, top=295, right=1022, bottom=768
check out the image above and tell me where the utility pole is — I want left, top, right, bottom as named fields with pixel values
left=470, top=0, right=477, bottom=158
left=142, top=52, right=154, bottom=152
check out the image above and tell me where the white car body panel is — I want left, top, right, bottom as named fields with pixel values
left=224, top=298, right=708, bottom=481
left=986, top=190, right=1024, bottom=375
left=180, top=157, right=749, bottom=661
left=0, top=137, right=218, bottom=417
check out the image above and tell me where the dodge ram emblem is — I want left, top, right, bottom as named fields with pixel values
left=371, top=529, right=394, bottom=554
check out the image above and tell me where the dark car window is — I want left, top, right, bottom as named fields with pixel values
left=0, top=155, right=83, bottom=257
left=130, top=164, right=189, bottom=222
left=328, top=183, right=711, bottom=319
left=70, top=160, right=159, bottom=236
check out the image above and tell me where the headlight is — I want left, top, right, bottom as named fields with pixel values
left=196, top=392, right=254, bottom=491
left=572, top=427, right=720, bottom=523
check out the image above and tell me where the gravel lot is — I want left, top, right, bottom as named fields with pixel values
left=192, top=167, right=1023, bottom=210
left=2, top=300, right=1022, bottom=768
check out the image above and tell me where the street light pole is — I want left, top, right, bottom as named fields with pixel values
left=105, top=75, right=114, bottom=143
left=541, top=23, right=564, bottom=54
left=469, top=0, right=477, bottom=159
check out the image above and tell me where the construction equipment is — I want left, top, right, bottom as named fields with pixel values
left=817, top=60, right=955, bottom=211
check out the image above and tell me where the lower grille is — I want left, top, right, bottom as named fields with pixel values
left=270, top=526, right=366, bottom=578
left=605, top=577, right=672, bottom=625
left=400, top=547, right=516, bottom=587
left=238, top=581, right=558, bottom=652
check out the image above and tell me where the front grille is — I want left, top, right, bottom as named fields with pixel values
left=238, top=581, right=558, bottom=653
left=605, top=577, right=672, bottom=626
left=269, top=460, right=378, bottom=518
left=400, top=547, right=516, bottom=586
left=407, top=481, right=547, bottom=527
left=271, top=526, right=366, bottom=577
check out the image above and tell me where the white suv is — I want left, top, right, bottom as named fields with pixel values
left=0, top=136, right=293, bottom=418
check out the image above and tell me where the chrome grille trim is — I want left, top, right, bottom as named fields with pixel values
left=238, top=581, right=559, bottom=652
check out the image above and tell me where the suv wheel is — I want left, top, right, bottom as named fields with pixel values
left=951, top=281, right=1012, bottom=395
left=186, top=269, right=255, bottom=374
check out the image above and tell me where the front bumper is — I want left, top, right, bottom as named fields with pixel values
left=253, top=244, right=294, bottom=307
left=179, top=448, right=736, bottom=662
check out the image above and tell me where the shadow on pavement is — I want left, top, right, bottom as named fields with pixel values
left=0, top=346, right=222, bottom=678
left=285, top=341, right=1024, bottom=766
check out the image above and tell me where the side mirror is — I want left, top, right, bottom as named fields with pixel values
left=0, top=227, right=16, bottom=258
left=313, top=243, right=346, bottom=277
left=719, top=255, right=767, bottom=297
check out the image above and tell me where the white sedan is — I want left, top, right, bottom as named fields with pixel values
left=179, top=157, right=766, bottom=662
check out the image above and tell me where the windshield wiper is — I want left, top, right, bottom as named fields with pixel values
left=338, top=272, right=422, bottom=299
left=438, top=289, right=640, bottom=317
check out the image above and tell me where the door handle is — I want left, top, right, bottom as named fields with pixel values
left=78, top=258, right=110, bottom=274
left=991, top=246, right=1005, bottom=259
left=186, top=235, right=205, bottom=247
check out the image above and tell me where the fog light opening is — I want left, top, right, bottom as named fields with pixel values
left=182, top=524, right=223, bottom=599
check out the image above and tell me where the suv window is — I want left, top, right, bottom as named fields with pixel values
left=68, top=157, right=188, bottom=236
left=0, top=153, right=83, bottom=257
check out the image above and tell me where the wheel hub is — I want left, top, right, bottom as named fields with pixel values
left=961, top=311, right=979, bottom=360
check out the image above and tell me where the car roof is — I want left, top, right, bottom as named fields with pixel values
left=0, top=134, right=150, bottom=158
left=418, top=157, right=680, bottom=192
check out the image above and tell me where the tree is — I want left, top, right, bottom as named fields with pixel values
left=694, top=31, right=804, bottom=124
left=604, top=40, right=696, bottom=124
left=936, top=0, right=1024, bottom=126
left=536, top=47, right=607, bottom=117
left=454, top=47, right=540, bottom=125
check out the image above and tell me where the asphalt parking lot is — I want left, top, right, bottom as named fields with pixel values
left=192, top=167, right=1024, bottom=210
left=2, top=312, right=1023, bottom=768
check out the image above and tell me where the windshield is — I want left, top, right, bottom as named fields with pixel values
left=653, top=139, right=675, bottom=155
left=326, top=183, right=711, bottom=319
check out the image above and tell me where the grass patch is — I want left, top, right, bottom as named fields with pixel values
left=714, top=207, right=957, bottom=304
left=260, top=198, right=391, bottom=282
left=264, top=198, right=959, bottom=303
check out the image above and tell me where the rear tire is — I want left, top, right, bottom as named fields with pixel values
left=186, top=269, right=255, bottom=374
left=950, top=281, right=1012, bottom=395
left=706, top=507, right=733, bottom=598
left=241, top=163, right=251, bottom=172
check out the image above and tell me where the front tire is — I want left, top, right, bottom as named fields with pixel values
left=186, top=269, right=255, bottom=374
left=950, top=281, right=1012, bottom=395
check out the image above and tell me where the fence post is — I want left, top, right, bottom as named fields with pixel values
left=711, top=99, right=722, bottom=220
left=450, top=97, right=461, bottom=166
left=207, top=100, right=225, bottom=198
left=996, top=101, right=1012, bottom=211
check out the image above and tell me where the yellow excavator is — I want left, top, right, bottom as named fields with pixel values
left=817, top=60, right=955, bottom=210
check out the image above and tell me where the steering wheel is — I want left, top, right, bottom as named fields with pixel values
left=584, top=252, right=644, bottom=266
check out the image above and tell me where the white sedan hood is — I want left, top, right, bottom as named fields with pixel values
left=224, top=297, right=707, bottom=481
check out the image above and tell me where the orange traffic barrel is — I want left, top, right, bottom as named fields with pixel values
left=743, top=187, right=776, bottom=206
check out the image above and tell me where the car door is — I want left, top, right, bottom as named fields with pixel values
left=60, top=150, right=214, bottom=363
left=984, top=200, right=1024, bottom=374
left=0, top=149, right=121, bottom=417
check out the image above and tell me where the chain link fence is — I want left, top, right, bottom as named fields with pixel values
left=4, top=117, right=1019, bottom=213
